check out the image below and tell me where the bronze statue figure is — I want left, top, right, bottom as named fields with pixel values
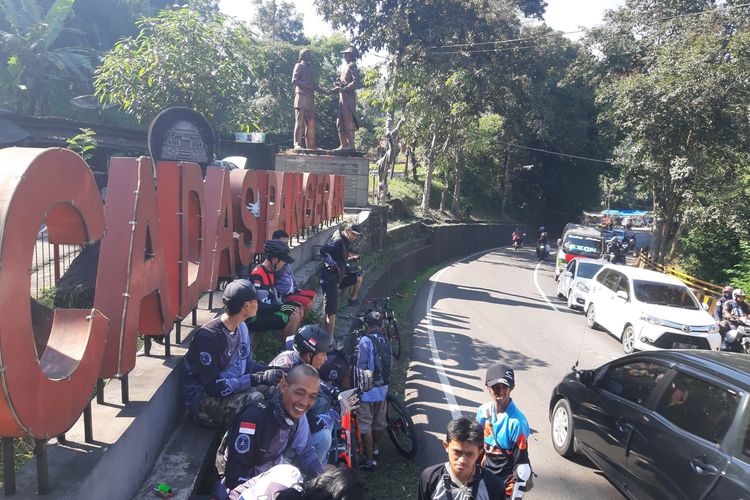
left=332, top=46, right=362, bottom=151
left=292, top=48, right=322, bottom=149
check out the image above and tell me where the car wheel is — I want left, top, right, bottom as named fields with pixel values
left=557, top=287, right=565, bottom=299
left=567, top=290, right=574, bottom=309
left=551, top=398, right=576, bottom=457
left=622, top=325, right=635, bottom=354
left=586, top=304, right=600, bottom=330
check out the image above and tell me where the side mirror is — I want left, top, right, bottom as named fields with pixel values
left=557, top=239, right=562, bottom=246
left=564, top=271, right=573, bottom=278
left=616, top=290, right=629, bottom=301
left=576, top=369, right=594, bottom=386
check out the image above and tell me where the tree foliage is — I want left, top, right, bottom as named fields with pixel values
left=250, top=0, right=307, bottom=44
left=94, top=8, right=256, bottom=131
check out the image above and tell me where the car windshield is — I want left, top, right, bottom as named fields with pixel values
left=633, top=280, right=700, bottom=309
left=577, top=262, right=604, bottom=279
left=562, top=235, right=602, bottom=257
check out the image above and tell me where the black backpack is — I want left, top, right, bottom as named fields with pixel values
left=366, top=333, right=392, bottom=386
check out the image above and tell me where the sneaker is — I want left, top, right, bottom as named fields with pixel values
left=373, top=448, right=380, bottom=457
left=359, top=459, right=377, bottom=471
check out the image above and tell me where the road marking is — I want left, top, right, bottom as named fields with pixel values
left=424, top=247, right=500, bottom=420
left=533, top=260, right=560, bottom=312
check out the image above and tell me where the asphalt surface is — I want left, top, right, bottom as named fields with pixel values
left=405, top=246, right=627, bottom=499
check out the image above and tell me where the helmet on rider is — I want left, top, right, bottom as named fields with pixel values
left=733, top=289, right=746, bottom=300
left=263, top=239, right=294, bottom=263
left=364, top=310, right=384, bottom=329
left=293, top=325, right=330, bottom=368
left=539, top=225, right=545, bottom=232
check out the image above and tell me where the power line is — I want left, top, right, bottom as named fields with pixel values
left=433, top=2, right=750, bottom=51
left=509, top=143, right=613, bottom=164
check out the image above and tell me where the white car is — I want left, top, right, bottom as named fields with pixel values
left=556, top=258, right=607, bottom=310
left=584, top=264, right=720, bottom=353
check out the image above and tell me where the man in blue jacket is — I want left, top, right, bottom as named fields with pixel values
left=182, top=279, right=284, bottom=427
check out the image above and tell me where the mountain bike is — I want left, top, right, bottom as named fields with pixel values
left=350, top=296, right=402, bottom=359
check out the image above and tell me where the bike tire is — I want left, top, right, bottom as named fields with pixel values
left=386, top=320, right=402, bottom=360
left=386, top=394, right=418, bottom=459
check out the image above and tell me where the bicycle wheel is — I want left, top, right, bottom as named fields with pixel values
left=386, top=319, right=401, bottom=360
left=385, top=394, right=418, bottom=459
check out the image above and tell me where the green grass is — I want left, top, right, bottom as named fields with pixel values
left=0, top=437, right=36, bottom=489
left=363, top=263, right=443, bottom=500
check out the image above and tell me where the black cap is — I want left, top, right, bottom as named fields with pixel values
left=264, top=239, right=295, bottom=263
left=485, top=364, right=515, bottom=388
left=349, top=224, right=363, bottom=235
left=222, top=279, right=258, bottom=307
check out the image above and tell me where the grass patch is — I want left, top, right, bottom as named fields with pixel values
left=364, top=263, right=443, bottom=500
left=0, top=437, right=36, bottom=489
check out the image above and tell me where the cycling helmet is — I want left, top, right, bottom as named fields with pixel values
left=363, top=309, right=384, bottom=328
left=294, top=325, right=331, bottom=354
left=539, top=225, right=545, bottom=231
left=723, top=285, right=734, bottom=293
left=264, top=239, right=294, bottom=263
left=319, top=351, right=350, bottom=386
left=733, top=289, right=746, bottom=299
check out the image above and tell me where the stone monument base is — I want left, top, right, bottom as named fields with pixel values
left=276, top=151, right=369, bottom=207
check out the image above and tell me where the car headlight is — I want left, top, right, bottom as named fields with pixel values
left=640, top=313, right=664, bottom=325
left=575, top=282, right=589, bottom=293
left=708, top=324, right=719, bottom=334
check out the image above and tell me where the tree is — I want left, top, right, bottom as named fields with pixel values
left=588, top=1, right=750, bottom=261
left=250, top=0, right=307, bottom=44
left=94, top=8, right=256, bottom=132
left=0, top=0, right=96, bottom=114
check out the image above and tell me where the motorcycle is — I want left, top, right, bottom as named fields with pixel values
left=536, top=242, right=549, bottom=260
left=723, top=317, right=750, bottom=354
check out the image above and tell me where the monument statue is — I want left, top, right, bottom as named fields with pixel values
left=332, top=46, right=362, bottom=151
left=292, top=48, right=322, bottom=150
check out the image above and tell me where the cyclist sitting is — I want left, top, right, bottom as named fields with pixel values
left=356, top=310, right=392, bottom=471
left=219, top=364, right=324, bottom=499
left=271, top=230, right=317, bottom=319
left=269, top=326, right=362, bottom=466
left=249, top=240, right=304, bottom=346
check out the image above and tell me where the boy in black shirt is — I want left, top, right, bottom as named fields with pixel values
left=418, top=417, right=505, bottom=500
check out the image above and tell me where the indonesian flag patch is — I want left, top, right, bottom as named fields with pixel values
left=239, top=422, right=256, bottom=435
left=309, top=337, right=318, bottom=347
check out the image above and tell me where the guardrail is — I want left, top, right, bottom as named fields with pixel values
left=636, top=250, right=723, bottom=314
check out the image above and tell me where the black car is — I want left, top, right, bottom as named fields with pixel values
left=549, top=351, right=750, bottom=499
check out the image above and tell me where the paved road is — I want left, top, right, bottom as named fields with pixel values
left=406, top=246, right=626, bottom=499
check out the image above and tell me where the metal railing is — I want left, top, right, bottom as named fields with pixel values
left=31, top=226, right=83, bottom=301
left=637, top=249, right=723, bottom=314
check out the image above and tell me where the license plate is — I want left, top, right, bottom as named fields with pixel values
left=672, top=342, right=698, bottom=349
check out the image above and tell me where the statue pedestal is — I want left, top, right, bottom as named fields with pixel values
left=276, top=151, right=370, bottom=207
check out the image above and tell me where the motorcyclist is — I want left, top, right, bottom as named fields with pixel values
left=608, top=237, right=626, bottom=264
left=721, top=289, right=750, bottom=351
left=512, top=228, right=523, bottom=243
left=536, top=227, right=549, bottom=259
left=714, top=286, right=734, bottom=324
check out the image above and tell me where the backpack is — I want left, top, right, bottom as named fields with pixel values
left=366, top=333, right=392, bottom=386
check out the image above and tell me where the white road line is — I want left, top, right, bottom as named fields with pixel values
left=424, top=247, right=501, bottom=419
left=533, top=260, right=560, bottom=312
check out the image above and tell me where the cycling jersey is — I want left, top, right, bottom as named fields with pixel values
left=418, top=463, right=505, bottom=500
left=182, top=318, right=268, bottom=411
left=476, top=400, right=530, bottom=495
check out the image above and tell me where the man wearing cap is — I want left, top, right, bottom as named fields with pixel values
left=249, top=240, right=304, bottom=346
left=356, top=310, right=392, bottom=471
left=182, top=279, right=285, bottom=427
left=319, top=224, right=365, bottom=337
left=292, top=48, right=323, bottom=150
left=476, top=364, right=531, bottom=499
left=332, top=46, right=361, bottom=150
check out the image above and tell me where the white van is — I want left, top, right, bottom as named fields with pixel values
left=584, top=264, right=720, bottom=353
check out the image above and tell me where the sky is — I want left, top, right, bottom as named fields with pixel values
left=220, top=0, right=626, bottom=37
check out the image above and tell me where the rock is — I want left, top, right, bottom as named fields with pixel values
left=55, top=241, right=99, bottom=309
left=386, top=197, right=408, bottom=220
